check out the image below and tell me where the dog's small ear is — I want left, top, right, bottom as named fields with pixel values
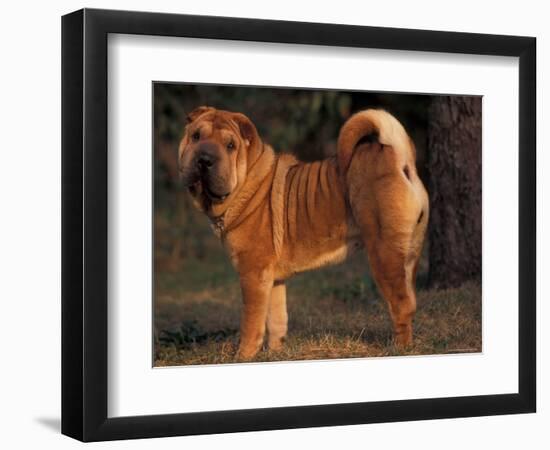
left=231, top=112, right=259, bottom=147
left=186, top=106, right=214, bottom=124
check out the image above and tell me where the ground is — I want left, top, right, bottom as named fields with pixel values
left=154, top=207, right=482, bottom=366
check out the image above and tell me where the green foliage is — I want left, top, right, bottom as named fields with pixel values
left=154, top=83, right=357, bottom=160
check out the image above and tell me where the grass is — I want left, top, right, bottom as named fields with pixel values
left=154, top=207, right=482, bottom=366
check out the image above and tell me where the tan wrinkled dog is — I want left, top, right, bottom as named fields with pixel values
left=178, top=106, right=429, bottom=359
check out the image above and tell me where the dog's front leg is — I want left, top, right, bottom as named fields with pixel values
left=237, top=269, right=274, bottom=360
left=267, top=281, right=287, bottom=351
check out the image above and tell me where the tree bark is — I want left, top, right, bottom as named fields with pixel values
left=427, top=96, right=482, bottom=289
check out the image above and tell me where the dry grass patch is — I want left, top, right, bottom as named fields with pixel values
left=154, top=246, right=481, bottom=366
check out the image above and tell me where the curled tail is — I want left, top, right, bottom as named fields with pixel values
left=337, top=109, right=412, bottom=175
left=337, top=108, right=429, bottom=256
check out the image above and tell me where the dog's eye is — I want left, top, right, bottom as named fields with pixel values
left=191, top=131, right=200, bottom=142
left=227, top=141, right=235, bottom=150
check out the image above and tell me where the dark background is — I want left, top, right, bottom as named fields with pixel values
left=153, top=83, right=482, bottom=365
left=154, top=84, right=431, bottom=165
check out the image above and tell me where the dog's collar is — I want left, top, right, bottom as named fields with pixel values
left=209, top=214, right=226, bottom=238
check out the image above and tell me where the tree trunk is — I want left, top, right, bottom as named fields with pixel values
left=427, top=96, right=482, bottom=289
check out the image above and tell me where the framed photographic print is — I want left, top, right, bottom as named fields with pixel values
left=61, top=8, right=536, bottom=442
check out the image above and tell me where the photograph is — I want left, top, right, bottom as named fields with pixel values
left=0, top=0, right=542, bottom=447
left=153, top=83, right=482, bottom=366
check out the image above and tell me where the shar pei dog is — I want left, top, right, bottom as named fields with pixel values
left=178, top=106, right=429, bottom=359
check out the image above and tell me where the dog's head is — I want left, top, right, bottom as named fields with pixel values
left=178, top=106, right=260, bottom=211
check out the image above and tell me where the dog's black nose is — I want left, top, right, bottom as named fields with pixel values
left=197, top=152, right=215, bottom=170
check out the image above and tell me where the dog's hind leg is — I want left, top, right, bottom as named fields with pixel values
left=267, top=281, right=288, bottom=351
left=347, top=152, right=427, bottom=347
left=338, top=108, right=428, bottom=347
left=357, top=194, right=426, bottom=347
left=365, top=236, right=419, bottom=347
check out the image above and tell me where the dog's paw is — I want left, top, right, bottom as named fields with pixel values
left=267, top=336, right=286, bottom=352
left=235, top=346, right=259, bottom=362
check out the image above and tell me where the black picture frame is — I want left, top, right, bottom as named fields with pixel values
left=61, top=8, right=536, bottom=442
